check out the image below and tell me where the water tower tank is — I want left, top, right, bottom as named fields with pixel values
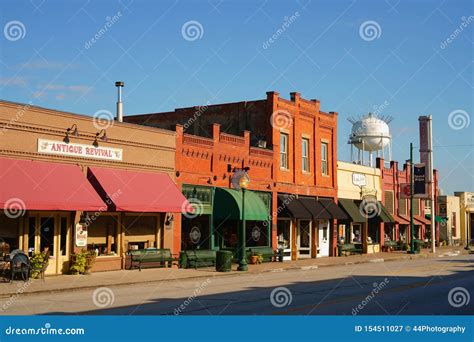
left=349, top=113, right=391, bottom=151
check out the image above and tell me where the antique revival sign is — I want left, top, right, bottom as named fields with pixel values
left=75, top=223, right=88, bottom=247
left=38, top=139, right=123, bottom=161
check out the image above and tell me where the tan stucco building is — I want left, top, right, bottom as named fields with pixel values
left=438, top=195, right=460, bottom=245
left=0, top=100, right=186, bottom=274
left=454, top=192, right=474, bottom=246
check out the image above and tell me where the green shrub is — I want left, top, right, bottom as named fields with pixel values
left=29, top=252, right=48, bottom=279
left=69, top=250, right=96, bottom=275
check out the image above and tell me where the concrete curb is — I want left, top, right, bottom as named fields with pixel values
left=0, top=249, right=467, bottom=298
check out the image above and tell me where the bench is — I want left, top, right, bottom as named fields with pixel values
left=129, top=248, right=175, bottom=271
left=247, top=246, right=275, bottom=263
left=338, top=243, right=363, bottom=256
left=383, top=241, right=399, bottom=251
left=184, top=250, right=216, bottom=269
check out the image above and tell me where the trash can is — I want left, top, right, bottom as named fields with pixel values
left=216, top=250, right=233, bottom=272
left=179, top=251, right=187, bottom=269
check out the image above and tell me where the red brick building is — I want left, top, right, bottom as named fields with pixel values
left=125, top=91, right=346, bottom=259
left=377, top=158, right=439, bottom=244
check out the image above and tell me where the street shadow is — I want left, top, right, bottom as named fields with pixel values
left=44, top=258, right=474, bottom=316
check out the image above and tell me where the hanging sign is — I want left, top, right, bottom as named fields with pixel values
left=38, top=139, right=123, bottom=161
left=400, top=183, right=411, bottom=199
left=414, top=163, right=428, bottom=198
left=75, top=223, right=88, bottom=247
left=352, top=173, right=366, bottom=187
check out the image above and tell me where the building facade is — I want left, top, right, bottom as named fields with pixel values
left=454, top=192, right=474, bottom=246
left=126, top=91, right=345, bottom=259
left=438, top=195, right=461, bottom=245
left=0, top=100, right=188, bottom=274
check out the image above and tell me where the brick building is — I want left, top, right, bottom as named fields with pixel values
left=376, top=158, right=439, bottom=245
left=126, top=91, right=346, bottom=259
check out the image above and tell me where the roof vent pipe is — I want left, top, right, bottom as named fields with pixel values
left=115, top=81, right=124, bottom=122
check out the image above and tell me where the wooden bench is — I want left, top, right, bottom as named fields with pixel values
left=247, top=246, right=275, bottom=263
left=184, top=250, right=216, bottom=269
left=129, top=248, right=175, bottom=271
left=338, top=243, right=363, bottom=256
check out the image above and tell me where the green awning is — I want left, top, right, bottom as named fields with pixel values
left=213, top=187, right=269, bottom=221
left=338, top=198, right=366, bottom=223
left=378, top=203, right=396, bottom=223
left=425, top=214, right=446, bottom=223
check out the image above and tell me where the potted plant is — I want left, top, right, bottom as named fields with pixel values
left=84, top=251, right=96, bottom=275
left=29, top=252, right=48, bottom=279
left=249, top=253, right=259, bottom=265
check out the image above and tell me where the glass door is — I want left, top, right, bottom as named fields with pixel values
left=26, top=213, right=71, bottom=274
left=297, top=220, right=311, bottom=258
left=317, top=220, right=330, bottom=257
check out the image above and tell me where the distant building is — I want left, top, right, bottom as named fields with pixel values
left=454, top=192, right=474, bottom=246
left=438, top=195, right=460, bottom=245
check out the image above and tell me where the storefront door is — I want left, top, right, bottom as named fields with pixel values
left=297, top=220, right=311, bottom=259
left=26, top=213, right=71, bottom=275
left=317, top=220, right=330, bottom=257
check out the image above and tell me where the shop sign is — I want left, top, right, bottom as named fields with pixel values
left=400, top=183, right=411, bottom=199
left=414, top=163, right=428, bottom=198
left=352, top=173, right=366, bottom=187
left=38, top=139, right=123, bottom=161
left=75, top=223, right=88, bottom=247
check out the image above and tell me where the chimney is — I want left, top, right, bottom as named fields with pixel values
left=115, top=81, right=124, bottom=122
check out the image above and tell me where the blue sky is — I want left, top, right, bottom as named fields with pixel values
left=0, top=0, right=472, bottom=195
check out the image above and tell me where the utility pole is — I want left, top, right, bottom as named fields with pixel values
left=409, top=143, right=415, bottom=254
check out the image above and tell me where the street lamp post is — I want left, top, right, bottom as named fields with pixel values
left=232, top=169, right=250, bottom=272
left=409, top=142, right=415, bottom=254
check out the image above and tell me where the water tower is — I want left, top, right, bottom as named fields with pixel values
left=348, top=113, right=393, bottom=167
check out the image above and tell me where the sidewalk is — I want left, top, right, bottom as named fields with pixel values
left=0, top=246, right=467, bottom=298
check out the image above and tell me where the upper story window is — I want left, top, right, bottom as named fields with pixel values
left=413, top=199, right=420, bottom=216
left=321, top=142, right=329, bottom=176
left=280, top=133, right=289, bottom=169
left=302, top=138, right=310, bottom=172
left=384, top=190, right=394, bottom=214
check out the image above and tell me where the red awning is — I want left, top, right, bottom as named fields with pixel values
left=0, top=157, right=105, bottom=211
left=394, top=214, right=410, bottom=225
left=415, top=215, right=431, bottom=225
left=87, top=166, right=190, bottom=212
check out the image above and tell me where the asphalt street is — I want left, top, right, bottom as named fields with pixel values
left=2, top=254, right=473, bottom=315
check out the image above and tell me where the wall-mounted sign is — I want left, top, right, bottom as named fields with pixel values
left=400, top=183, right=411, bottom=199
left=352, top=173, right=366, bottom=187
left=38, top=139, right=123, bottom=161
left=75, top=223, right=88, bottom=247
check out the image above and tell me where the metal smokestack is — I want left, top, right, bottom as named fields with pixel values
left=115, top=81, right=124, bottom=122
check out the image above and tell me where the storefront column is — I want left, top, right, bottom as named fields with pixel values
left=155, top=213, right=162, bottom=249
left=119, top=212, right=126, bottom=269
left=330, top=219, right=337, bottom=256
left=271, top=191, right=278, bottom=248
left=291, top=220, right=297, bottom=260
left=362, top=222, right=368, bottom=253
left=379, top=222, right=385, bottom=247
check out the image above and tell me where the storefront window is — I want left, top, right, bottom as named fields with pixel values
left=124, top=215, right=157, bottom=251
left=87, top=215, right=118, bottom=255
left=40, top=217, right=54, bottom=256
left=182, top=215, right=210, bottom=250
left=0, top=215, right=20, bottom=253
left=352, top=224, right=362, bottom=243
left=277, top=220, right=291, bottom=250
left=246, top=221, right=269, bottom=247
left=60, top=217, right=68, bottom=256
left=220, top=221, right=239, bottom=249
left=368, top=220, right=380, bottom=243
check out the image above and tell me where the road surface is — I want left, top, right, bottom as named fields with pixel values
left=1, top=254, right=473, bottom=315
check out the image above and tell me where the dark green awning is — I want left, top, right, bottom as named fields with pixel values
left=425, top=214, right=446, bottom=223
left=338, top=198, right=366, bottom=223
left=213, top=187, right=269, bottom=221
left=320, top=199, right=349, bottom=220
left=277, top=194, right=312, bottom=220
left=299, top=197, right=332, bottom=220
left=378, top=203, right=396, bottom=223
